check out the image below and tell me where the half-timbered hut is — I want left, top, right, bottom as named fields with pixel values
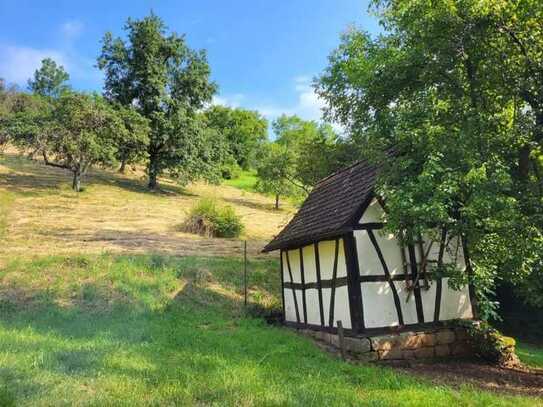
left=263, top=159, right=477, bottom=337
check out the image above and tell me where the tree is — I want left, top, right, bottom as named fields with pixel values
left=113, top=104, right=150, bottom=173
left=97, top=13, right=220, bottom=189
left=316, top=0, right=543, bottom=316
left=272, top=115, right=344, bottom=192
left=6, top=92, right=131, bottom=191
left=205, top=105, right=268, bottom=170
left=256, top=143, right=297, bottom=209
left=47, top=93, right=127, bottom=191
left=27, top=58, right=70, bottom=98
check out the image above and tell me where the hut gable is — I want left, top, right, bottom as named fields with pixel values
left=263, top=159, right=379, bottom=252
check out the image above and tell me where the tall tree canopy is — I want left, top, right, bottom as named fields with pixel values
left=97, top=13, right=221, bottom=188
left=27, top=58, right=70, bottom=98
left=316, top=0, right=543, bottom=315
left=205, top=105, right=268, bottom=170
left=273, top=115, right=344, bottom=192
left=6, top=92, right=134, bottom=192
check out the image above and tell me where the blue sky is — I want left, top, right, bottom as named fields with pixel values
left=0, top=0, right=379, bottom=123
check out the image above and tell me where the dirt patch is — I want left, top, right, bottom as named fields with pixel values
left=390, top=359, right=543, bottom=398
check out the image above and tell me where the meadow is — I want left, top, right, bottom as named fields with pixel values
left=0, top=152, right=542, bottom=406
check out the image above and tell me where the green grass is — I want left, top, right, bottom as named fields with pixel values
left=223, top=170, right=258, bottom=192
left=0, top=254, right=539, bottom=406
left=517, top=343, right=543, bottom=369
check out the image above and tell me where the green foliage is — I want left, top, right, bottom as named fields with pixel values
left=459, top=321, right=518, bottom=366
left=112, top=103, right=150, bottom=172
left=254, top=115, right=345, bottom=209
left=27, top=58, right=70, bottom=98
left=183, top=198, right=244, bottom=238
left=255, top=143, right=297, bottom=209
left=220, top=156, right=242, bottom=180
left=205, top=105, right=268, bottom=170
left=316, top=0, right=543, bottom=312
left=5, top=92, right=139, bottom=192
left=98, top=13, right=222, bottom=189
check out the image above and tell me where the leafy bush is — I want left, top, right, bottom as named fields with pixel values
left=458, top=320, right=519, bottom=367
left=182, top=198, right=244, bottom=238
left=220, top=159, right=242, bottom=180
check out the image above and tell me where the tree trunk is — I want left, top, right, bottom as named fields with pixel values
left=148, top=156, right=159, bottom=190
left=72, top=170, right=81, bottom=192
left=119, top=159, right=127, bottom=174
left=275, top=194, right=279, bottom=210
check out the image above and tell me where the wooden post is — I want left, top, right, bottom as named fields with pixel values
left=244, top=240, right=248, bottom=307
left=337, top=320, right=346, bottom=361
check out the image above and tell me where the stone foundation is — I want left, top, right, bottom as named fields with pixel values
left=298, top=327, right=473, bottom=361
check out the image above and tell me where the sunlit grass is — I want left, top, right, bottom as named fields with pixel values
left=223, top=169, right=259, bottom=192
left=517, top=343, right=543, bottom=369
left=0, top=152, right=294, bottom=261
left=0, top=254, right=538, bottom=406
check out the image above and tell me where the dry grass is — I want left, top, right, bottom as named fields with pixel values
left=0, top=151, right=293, bottom=263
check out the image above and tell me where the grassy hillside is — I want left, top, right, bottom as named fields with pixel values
left=0, top=152, right=542, bottom=405
left=0, top=153, right=293, bottom=263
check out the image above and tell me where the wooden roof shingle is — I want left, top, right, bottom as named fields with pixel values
left=262, top=159, right=378, bottom=252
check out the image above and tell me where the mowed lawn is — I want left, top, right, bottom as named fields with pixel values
left=0, top=254, right=540, bottom=407
left=0, top=152, right=542, bottom=406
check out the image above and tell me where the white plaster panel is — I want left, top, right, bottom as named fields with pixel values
left=302, top=244, right=317, bottom=283
left=373, top=230, right=404, bottom=275
left=361, top=282, right=400, bottom=328
left=284, top=288, right=303, bottom=323
left=305, top=288, right=321, bottom=325
left=321, top=287, right=332, bottom=326
left=395, top=281, right=420, bottom=325
left=321, top=287, right=352, bottom=329
left=354, top=230, right=384, bottom=277
left=318, top=239, right=347, bottom=280
left=333, top=286, right=351, bottom=329
left=285, top=248, right=302, bottom=283
left=420, top=281, right=437, bottom=323
left=359, top=198, right=384, bottom=223
left=318, top=240, right=336, bottom=280
left=336, top=239, right=347, bottom=278
left=439, top=278, right=473, bottom=321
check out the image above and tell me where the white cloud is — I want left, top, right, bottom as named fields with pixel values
left=253, top=75, right=326, bottom=123
left=0, top=44, right=68, bottom=85
left=212, top=93, right=245, bottom=108
left=61, top=20, right=84, bottom=40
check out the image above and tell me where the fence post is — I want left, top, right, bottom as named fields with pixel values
left=337, top=320, right=347, bottom=361
left=244, top=240, right=248, bottom=307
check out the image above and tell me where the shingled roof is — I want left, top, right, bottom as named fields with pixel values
left=262, top=159, right=379, bottom=252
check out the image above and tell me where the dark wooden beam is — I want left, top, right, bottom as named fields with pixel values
left=279, top=250, right=286, bottom=322
left=284, top=276, right=348, bottom=290
left=352, top=222, right=385, bottom=230
left=299, top=247, right=307, bottom=324
left=328, top=238, right=340, bottom=327
left=314, top=242, right=325, bottom=327
left=407, top=244, right=425, bottom=323
left=344, top=232, right=365, bottom=333
left=434, top=229, right=447, bottom=322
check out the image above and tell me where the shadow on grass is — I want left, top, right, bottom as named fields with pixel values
left=0, top=153, right=195, bottom=197
left=222, top=196, right=280, bottom=212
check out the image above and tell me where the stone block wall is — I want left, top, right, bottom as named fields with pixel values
left=299, top=327, right=473, bottom=361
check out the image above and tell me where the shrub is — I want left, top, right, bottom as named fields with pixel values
left=220, top=159, right=242, bottom=180
left=458, top=320, right=519, bottom=367
left=182, top=198, right=244, bottom=238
